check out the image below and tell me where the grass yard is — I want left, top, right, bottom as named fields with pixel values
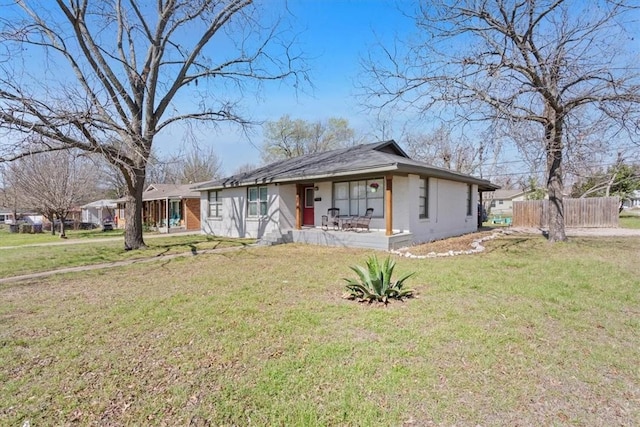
left=1, top=235, right=639, bottom=426
left=0, top=234, right=253, bottom=278
left=0, top=225, right=126, bottom=246
left=620, top=213, right=640, bottom=229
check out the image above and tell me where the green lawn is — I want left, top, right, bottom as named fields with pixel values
left=0, top=234, right=254, bottom=278
left=620, top=213, right=640, bottom=229
left=1, top=236, right=639, bottom=426
left=0, top=225, right=126, bottom=246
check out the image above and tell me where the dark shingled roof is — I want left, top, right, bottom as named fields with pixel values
left=193, top=140, right=499, bottom=192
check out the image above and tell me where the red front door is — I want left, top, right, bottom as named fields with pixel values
left=303, top=186, right=315, bottom=225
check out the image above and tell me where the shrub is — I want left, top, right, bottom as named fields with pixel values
left=344, top=255, right=415, bottom=304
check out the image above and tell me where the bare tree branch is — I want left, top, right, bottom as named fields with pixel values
left=0, top=0, right=308, bottom=249
left=359, top=0, right=640, bottom=242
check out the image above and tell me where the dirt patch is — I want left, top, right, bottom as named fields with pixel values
left=395, top=229, right=500, bottom=256
left=397, top=227, right=640, bottom=257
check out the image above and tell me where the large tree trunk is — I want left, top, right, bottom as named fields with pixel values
left=545, top=114, right=567, bottom=243
left=45, top=211, right=56, bottom=236
left=59, top=214, right=66, bottom=238
left=124, top=168, right=146, bottom=250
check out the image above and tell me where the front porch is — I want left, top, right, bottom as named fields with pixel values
left=263, top=227, right=413, bottom=251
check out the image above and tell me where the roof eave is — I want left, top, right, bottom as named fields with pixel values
left=195, top=165, right=402, bottom=190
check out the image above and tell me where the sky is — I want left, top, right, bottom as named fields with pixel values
left=3, top=0, right=637, bottom=184
left=155, top=0, right=414, bottom=175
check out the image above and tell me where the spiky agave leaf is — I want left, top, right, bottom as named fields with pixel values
left=393, top=271, right=416, bottom=289
left=344, top=255, right=416, bottom=304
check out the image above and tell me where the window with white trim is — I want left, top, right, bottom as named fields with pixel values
left=419, top=177, right=429, bottom=219
left=208, top=190, right=222, bottom=218
left=333, top=178, right=383, bottom=217
left=248, top=186, right=268, bottom=217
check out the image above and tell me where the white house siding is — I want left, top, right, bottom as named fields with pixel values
left=200, top=177, right=480, bottom=244
left=277, top=184, right=297, bottom=230
left=390, top=175, right=411, bottom=233
left=489, top=193, right=528, bottom=215
left=82, top=208, right=103, bottom=224
left=201, top=184, right=294, bottom=239
left=409, top=176, right=477, bottom=244
left=299, top=175, right=477, bottom=242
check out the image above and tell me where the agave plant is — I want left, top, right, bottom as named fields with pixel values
left=344, top=255, right=415, bottom=304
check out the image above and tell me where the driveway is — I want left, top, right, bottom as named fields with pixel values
left=509, top=227, right=640, bottom=237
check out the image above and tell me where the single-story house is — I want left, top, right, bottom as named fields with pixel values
left=483, top=189, right=535, bottom=216
left=192, top=140, right=500, bottom=250
left=623, top=190, right=640, bottom=208
left=81, top=199, right=118, bottom=226
left=0, top=208, right=43, bottom=225
left=116, top=183, right=202, bottom=233
left=0, top=208, right=9, bottom=223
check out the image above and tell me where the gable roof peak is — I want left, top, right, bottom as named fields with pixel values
left=369, top=139, right=409, bottom=158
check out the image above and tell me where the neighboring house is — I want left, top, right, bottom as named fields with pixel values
left=483, top=189, right=534, bottom=216
left=623, top=190, right=640, bottom=208
left=193, top=140, right=500, bottom=250
left=116, top=183, right=202, bottom=233
left=81, top=199, right=118, bottom=225
left=0, top=208, right=43, bottom=225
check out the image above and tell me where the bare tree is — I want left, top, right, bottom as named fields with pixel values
left=361, top=0, right=640, bottom=242
left=232, top=162, right=260, bottom=175
left=404, top=125, right=486, bottom=174
left=0, top=163, right=22, bottom=227
left=176, top=146, right=223, bottom=184
left=0, top=1, right=305, bottom=249
left=262, top=115, right=355, bottom=162
left=7, top=151, right=96, bottom=236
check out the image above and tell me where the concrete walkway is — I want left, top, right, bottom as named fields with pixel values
left=508, top=227, right=640, bottom=237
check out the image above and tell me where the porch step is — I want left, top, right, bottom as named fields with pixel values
left=257, top=230, right=293, bottom=246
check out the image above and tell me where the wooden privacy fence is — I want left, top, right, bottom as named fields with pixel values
left=512, top=197, right=620, bottom=228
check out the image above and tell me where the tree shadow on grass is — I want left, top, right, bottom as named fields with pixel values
left=484, top=237, right=532, bottom=253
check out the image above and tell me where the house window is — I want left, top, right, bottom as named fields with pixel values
left=248, top=186, right=268, bottom=217
left=208, top=190, right=222, bottom=218
left=170, top=200, right=180, bottom=221
left=498, top=200, right=503, bottom=205
left=466, top=184, right=473, bottom=216
left=333, top=178, right=383, bottom=217
left=419, top=177, right=429, bottom=219
left=304, top=187, right=314, bottom=208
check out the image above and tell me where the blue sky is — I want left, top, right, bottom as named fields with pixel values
left=156, top=0, right=414, bottom=174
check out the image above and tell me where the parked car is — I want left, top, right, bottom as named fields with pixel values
left=102, top=218, right=114, bottom=231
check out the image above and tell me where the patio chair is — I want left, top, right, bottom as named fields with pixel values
left=346, top=208, right=374, bottom=232
left=321, top=207, right=340, bottom=230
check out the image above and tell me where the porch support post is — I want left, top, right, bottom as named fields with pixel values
left=385, top=175, right=393, bottom=236
left=166, top=198, right=170, bottom=233
left=295, top=184, right=302, bottom=230
left=478, top=191, right=483, bottom=228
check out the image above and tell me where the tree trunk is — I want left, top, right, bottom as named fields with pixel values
left=59, top=215, right=66, bottom=238
left=545, top=114, right=567, bottom=243
left=44, top=211, right=56, bottom=235
left=124, top=168, right=146, bottom=250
